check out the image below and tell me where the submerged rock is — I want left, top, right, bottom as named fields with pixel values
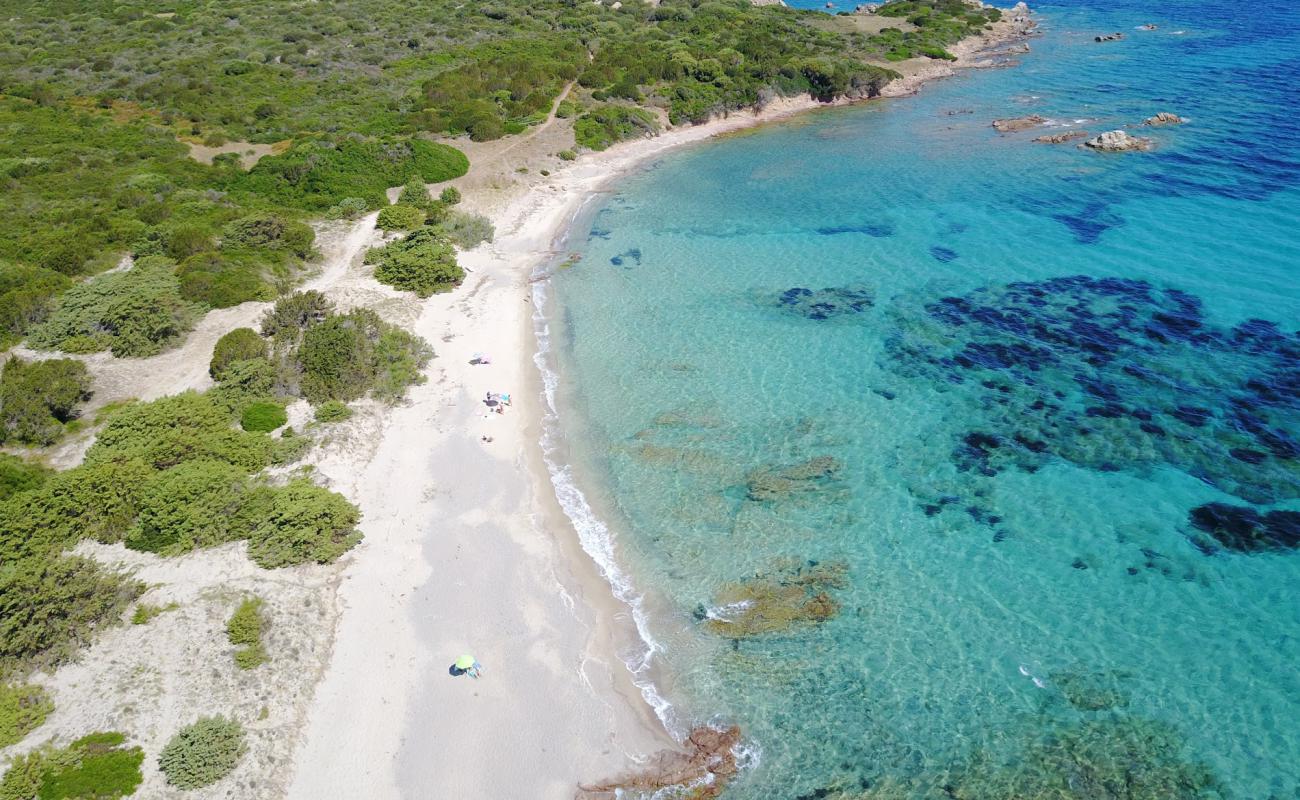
left=1094, top=31, right=1125, bottom=42
left=992, top=114, right=1046, bottom=132
left=577, top=725, right=742, bottom=799
left=1034, top=130, right=1090, bottom=144
left=1084, top=130, right=1155, bottom=151
left=777, top=285, right=875, bottom=320
left=745, top=455, right=843, bottom=501
left=1143, top=111, right=1186, bottom=126
left=1050, top=669, right=1132, bottom=710
left=1188, top=502, right=1300, bottom=553
left=704, top=559, right=848, bottom=638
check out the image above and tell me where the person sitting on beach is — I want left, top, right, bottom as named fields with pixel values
left=449, top=655, right=483, bottom=679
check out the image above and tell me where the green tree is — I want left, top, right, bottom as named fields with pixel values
left=210, top=328, right=269, bottom=380
left=365, top=228, right=464, bottom=298
left=0, top=357, right=92, bottom=445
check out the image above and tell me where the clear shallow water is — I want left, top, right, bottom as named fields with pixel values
left=540, top=1, right=1300, bottom=797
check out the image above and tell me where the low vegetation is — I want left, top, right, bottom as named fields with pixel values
left=226, top=597, right=267, bottom=670
left=0, top=454, right=50, bottom=501
left=0, top=262, right=69, bottom=348
left=158, top=717, right=246, bottom=790
left=0, top=357, right=91, bottom=445
left=240, top=401, right=287, bottom=432
left=0, top=682, right=52, bottom=748
left=377, top=204, right=426, bottom=231
left=439, top=211, right=496, bottom=251
left=0, top=731, right=143, bottom=800
left=313, top=401, right=353, bottom=423
left=574, top=105, right=659, bottom=151
left=129, top=601, right=178, bottom=625
left=296, top=308, right=433, bottom=403
left=25, top=256, right=200, bottom=357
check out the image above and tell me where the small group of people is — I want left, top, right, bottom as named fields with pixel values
left=449, top=654, right=483, bottom=679
left=484, top=391, right=511, bottom=414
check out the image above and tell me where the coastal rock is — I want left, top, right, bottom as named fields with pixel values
left=1083, top=129, right=1154, bottom=151
left=1143, top=111, right=1185, bottom=126
left=776, top=285, right=874, bottom=320
left=704, top=560, right=849, bottom=638
left=992, top=114, right=1046, bottom=132
left=1138, top=23, right=1159, bottom=30
left=744, top=455, right=842, bottom=501
left=1034, top=130, right=1090, bottom=144
left=1094, top=31, right=1125, bottom=42
left=577, top=724, right=742, bottom=799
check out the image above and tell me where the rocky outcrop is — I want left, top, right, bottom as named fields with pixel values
left=992, top=114, right=1046, bottom=132
left=745, top=455, right=842, bottom=501
left=1083, top=129, right=1154, bottom=152
left=1094, top=32, right=1124, bottom=42
left=1034, top=130, right=1090, bottom=144
left=703, top=560, right=849, bottom=639
left=577, top=725, right=742, bottom=799
left=1143, top=111, right=1185, bottom=126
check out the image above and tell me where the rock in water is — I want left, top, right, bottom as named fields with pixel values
left=1084, top=130, right=1155, bottom=152
left=1034, top=130, right=1090, bottom=144
left=578, top=725, right=742, bottom=799
left=992, top=114, right=1046, bottom=132
left=1095, top=32, right=1125, bottom=42
left=1143, top=111, right=1186, bottom=125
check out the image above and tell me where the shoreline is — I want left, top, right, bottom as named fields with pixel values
left=287, top=9, right=1038, bottom=798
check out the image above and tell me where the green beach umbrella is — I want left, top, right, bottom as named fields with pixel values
left=454, top=655, right=476, bottom=670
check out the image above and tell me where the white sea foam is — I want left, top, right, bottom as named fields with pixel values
left=531, top=272, right=688, bottom=739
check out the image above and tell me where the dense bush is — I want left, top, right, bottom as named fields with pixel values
left=365, top=229, right=463, bottom=298
left=296, top=309, right=433, bottom=403
left=0, top=682, right=52, bottom=747
left=0, top=454, right=50, bottom=501
left=0, top=556, right=144, bottom=678
left=176, top=250, right=277, bottom=309
left=313, top=401, right=353, bottom=423
left=398, top=177, right=435, bottom=211
left=246, top=479, right=363, bottom=569
left=226, top=597, right=267, bottom=669
left=125, top=460, right=257, bottom=554
left=440, top=211, right=496, bottom=250
left=240, top=401, right=287, bottom=432
left=439, top=186, right=462, bottom=206
left=86, top=392, right=274, bottom=472
left=0, top=262, right=70, bottom=347
left=26, top=256, right=199, bottom=357
left=233, top=137, right=468, bottom=211
left=0, top=357, right=92, bottom=446
left=376, top=204, right=426, bottom=231
left=260, top=291, right=334, bottom=341
left=158, top=717, right=246, bottom=790
left=0, top=732, right=143, bottom=800
left=574, top=105, right=659, bottom=151
left=221, top=214, right=315, bottom=256
left=210, top=328, right=269, bottom=380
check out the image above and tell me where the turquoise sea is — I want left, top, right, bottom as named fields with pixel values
left=535, top=1, right=1300, bottom=796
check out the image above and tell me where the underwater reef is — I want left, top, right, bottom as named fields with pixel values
left=881, top=275, right=1300, bottom=549
left=700, top=559, right=848, bottom=639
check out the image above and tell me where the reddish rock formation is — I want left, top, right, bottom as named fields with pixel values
left=992, top=114, right=1046, bottom=132
left=577, top=725, right=743, bottom=800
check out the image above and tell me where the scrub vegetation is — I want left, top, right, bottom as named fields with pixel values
left=0, top=731, right=144, bottom=800
left=158, top=717, right=246, bottom=790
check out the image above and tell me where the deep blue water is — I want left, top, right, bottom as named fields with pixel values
left=539, top=1, right=1300, bottom=796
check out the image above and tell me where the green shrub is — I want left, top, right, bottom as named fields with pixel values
left=398, top=177, right=434, bottom=210
left=221, top=214, right=315, bottom=256
left=33, top=732, right=144, bottom=800
left=557, top=149, right=577, bottom=161
left=176, top=251, right=276, bottom=309
left=240, top=401, right=287, bottom=432
left=296, top=309, right=432, bottom=403
left=0, top=262, right=70, bottom=348
left=365, top=229, right=463, bottom=298
left=438, top=186, right=462, bottom=206
left=0, top=454, right=51, bottom=501
left=125, top=460, right=255, bottom=555
left=26, top=256, right=199, bottom=358
left=313, top=401, right=353, bottom=423
left=226, top=597, right=267, bottom=669
left=158, top=717, right=246, bottom=790
left=0, top=556, right=144, bottom=678
left=210, top=328, right=268, bottom=380
left=86, top=393, right=274, bottom=473
left=439, top=210, right=495, bottom=250
left=0, top=358, right=92, bottom=446
left=574, top=105, right=658, bottom=151
left=130, top=602, right=177, bottom=625
left=208, top=357, right=280, bottom=415
left=260, top=291, right=334, bottom=341
left=324, top=198, right=370, bottom=220
left=376, top=204, right=426, bottom=231
left=0, top=459, right=155, bottom=560
left=0, top=682, right=53, bottom=747
left=246, top=479, right=362, bottom=569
